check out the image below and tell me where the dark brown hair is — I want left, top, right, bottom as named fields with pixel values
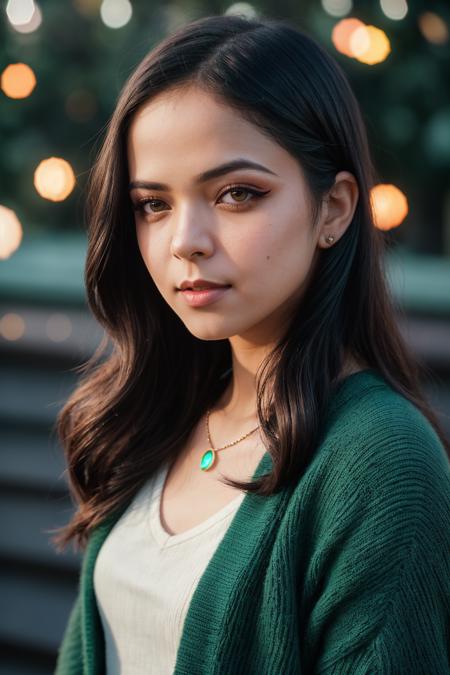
left=50, top=13, right=449, bottom=553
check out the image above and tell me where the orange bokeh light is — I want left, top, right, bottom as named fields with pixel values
left=34, top=157, right=76, bottom=202
left=350, top=25, right=391, bottom=64
left=370, top=184, right=409, bottom=231
left=1, top=63, right=36, bottom=99
left=0, top=313, right=25, bottom=341
left=0, top=204, right=23, bottom=259
left=418, top=12, right=448, bottom=45
left=332, top=18, right=366, bottom=57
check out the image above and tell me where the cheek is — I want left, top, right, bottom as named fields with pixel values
left=223, top=220, right=275, bottom=274
left=135, top=225, right=161, bottom=284
left=136, top=223, right=158, bottom=266
left=232, top=216, right=312, bottom=293
left=135, top=222, right=149, bottom=254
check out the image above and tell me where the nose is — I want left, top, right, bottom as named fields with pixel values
left=170, top=204, right=215, bottom=260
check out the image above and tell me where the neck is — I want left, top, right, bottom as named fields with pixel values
left=213, top=374, right=258, bottom=423
left=212, top=340, right=276, bottom=423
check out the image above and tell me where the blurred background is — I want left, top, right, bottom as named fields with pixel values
left=1, top=0, right=449, bottom=673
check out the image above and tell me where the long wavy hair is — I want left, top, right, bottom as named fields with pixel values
left=51, top=13, right=449, bottom=553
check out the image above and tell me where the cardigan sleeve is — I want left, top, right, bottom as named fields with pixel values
left=302, top=413, right=450, bottom=674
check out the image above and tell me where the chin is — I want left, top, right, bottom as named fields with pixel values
left=180, top=320, right=236, bottom=342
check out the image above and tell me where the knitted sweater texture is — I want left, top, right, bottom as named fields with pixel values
left=55, top=370, right=450, bottom=674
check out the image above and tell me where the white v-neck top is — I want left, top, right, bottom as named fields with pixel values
left=93, top=461, right=246, bottom=675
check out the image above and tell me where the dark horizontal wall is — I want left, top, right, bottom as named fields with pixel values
left=0, top=306, right=104, bottom=675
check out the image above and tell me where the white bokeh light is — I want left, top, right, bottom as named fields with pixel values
left=12, top=2, right=42, bottom=33
left=100, top=0, right=132, bottom=29
left=380, top=0, right=408, bottom=21
left=224, top=3, right=258, bottom=19
left=6, top=0, right=35, bottom=26
left=321, top=0, right=353, bottom=18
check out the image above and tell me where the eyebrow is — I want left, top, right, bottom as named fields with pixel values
left=128, top=158, right=278, bottom=192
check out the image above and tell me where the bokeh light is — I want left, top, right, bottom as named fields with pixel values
left=331, top=18, right=365, bottom=57
left=350, top=25, right=391, bottom=64
left=321, top=0, right=352, bottom=18
left=0, top=313, right=25, bottom=341
left=370, top=184, right=409, bottom=230
left=224, top=3, right=258, bottom=19
left=418, top=12, right=448, bottom=45
left=380, top=0, right=408, bottom=21
left=100, top=0, right=132, bottom=29
left=0, top=205, right=23, bottom=259
left=1, top=63, right=37, bottom=99
left=10, top=2, right=42, bottom=33
left=73, top=0, right=102, bottom=18
left=6, top=0, right=35, bottom=26
left=46, top=314, right=72, bottom=342
left=332, top=19, right=391, bottom=64
left=34, top=157, right=76, bottom=202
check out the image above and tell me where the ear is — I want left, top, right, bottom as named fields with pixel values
left=316, top=171, right=359, bottom=249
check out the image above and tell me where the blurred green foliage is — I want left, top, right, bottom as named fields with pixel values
left=0, top=0, right=449, bottom=254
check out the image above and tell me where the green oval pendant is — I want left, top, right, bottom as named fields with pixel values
left=200, top=448, right=216, bottom=471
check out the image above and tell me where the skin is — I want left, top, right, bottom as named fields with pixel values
left=127, top=84, right=361, bottom=440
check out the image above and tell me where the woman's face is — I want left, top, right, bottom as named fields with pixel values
left=127, top=84, right=324, bottom=344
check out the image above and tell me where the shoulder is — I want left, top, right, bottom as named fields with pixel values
left=324, top=371, right=449, bottom=480
left=289, top=370, right=449, bottom=552
left=309, top=372, right=450, bottom=543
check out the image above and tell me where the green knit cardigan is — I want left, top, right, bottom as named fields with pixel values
left=55, top=370, right=450, bottom=674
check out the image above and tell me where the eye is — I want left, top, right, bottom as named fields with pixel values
left=131, top=184, right=270, bottom=217
left=217, top=184, right=270, bottom=208
left=132, top=197, right=167, bottom=215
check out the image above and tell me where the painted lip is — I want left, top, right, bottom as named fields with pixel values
left=178, top=286, right=231, bottom=307
left=178, top=278, right=229, bottom=291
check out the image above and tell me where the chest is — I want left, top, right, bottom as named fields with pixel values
left=159, top=426, right=266, bottom=536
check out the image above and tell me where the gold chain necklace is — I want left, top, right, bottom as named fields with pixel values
left=199, top=408, right=261, bottom=471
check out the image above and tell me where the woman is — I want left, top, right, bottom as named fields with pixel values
left=53, top=13, right=450, bottom=675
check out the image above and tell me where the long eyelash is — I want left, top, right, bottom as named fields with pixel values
left=131, top=185, right=270, bottom=215
left=132, top=197, right=163, bottom=214
left=218, top=184, right=270, bottom=207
